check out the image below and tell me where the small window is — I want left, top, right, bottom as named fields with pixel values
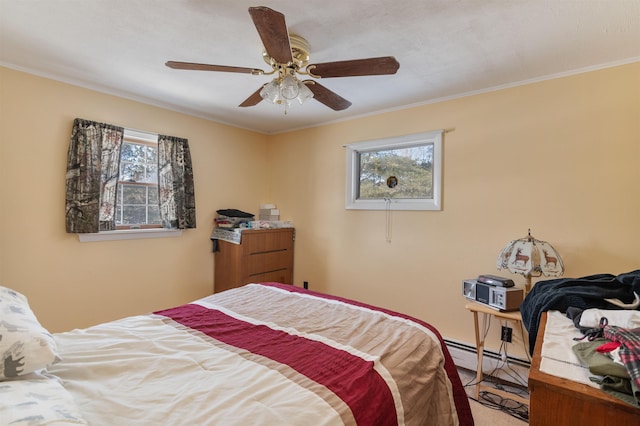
left=345, top=130, right=443, bottom=210
left=115, top=129, right=161, bottom=229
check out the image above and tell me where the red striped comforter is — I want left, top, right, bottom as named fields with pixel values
left=51, top=283, right=473, bottom=425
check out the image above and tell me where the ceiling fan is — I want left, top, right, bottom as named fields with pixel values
left=165, top=6, right=400, bottom=112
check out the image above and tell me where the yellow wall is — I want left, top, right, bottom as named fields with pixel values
left=1, top=63, right=638, bottom=357
left=0, top=67, right=268, bottom=332
left=266, top=63, right=640, bottom=355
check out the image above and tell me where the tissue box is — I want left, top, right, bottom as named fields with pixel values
left=259, top=208, right=280, bottom=220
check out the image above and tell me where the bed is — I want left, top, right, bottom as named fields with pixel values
left=0, top=282, right=473, bottom=425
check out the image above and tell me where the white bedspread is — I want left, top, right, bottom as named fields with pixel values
left=51, top=314, right=344, bottom=425
left=47, top=283, right=472, bottom=425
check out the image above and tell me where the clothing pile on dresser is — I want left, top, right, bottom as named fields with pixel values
left=520, top=269, right=640, bottom=407
left=521, top=270, right=640, bottom=355
left=567, top=307, right=640, bottom=406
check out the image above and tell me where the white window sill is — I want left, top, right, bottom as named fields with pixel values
left=78, top=228, right=182, bottom=242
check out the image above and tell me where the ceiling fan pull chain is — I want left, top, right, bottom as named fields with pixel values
left=385, top=197, right=392, bottom=243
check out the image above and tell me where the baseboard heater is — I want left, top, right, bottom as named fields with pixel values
left=444, top=338, right=531, bottom=386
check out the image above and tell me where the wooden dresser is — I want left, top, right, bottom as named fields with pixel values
left=528, top=312, right=640, bottom=425
left=214, top=228, right=294, bottom=293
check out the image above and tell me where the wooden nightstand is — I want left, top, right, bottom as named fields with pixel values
left=464, top=301, right=529, bottom=405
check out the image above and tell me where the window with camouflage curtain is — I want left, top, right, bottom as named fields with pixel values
left=65, top=119, right=124, bottom=233
left=65, top=118, right=196, bottom=233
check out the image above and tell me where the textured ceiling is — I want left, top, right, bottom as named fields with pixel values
left=1, top=0, right=639, bottom=134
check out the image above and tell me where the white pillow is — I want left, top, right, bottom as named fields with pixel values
left=0, top=286, right=60, bottom=379
left=0, top=378, right=87, bottom=425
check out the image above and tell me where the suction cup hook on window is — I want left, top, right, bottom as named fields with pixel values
left=386, top=176, right=398, bottom=188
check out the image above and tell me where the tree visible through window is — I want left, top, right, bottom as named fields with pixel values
left=115, top=132, right=161, bottom=228
left=345, top=130, right=443, bottom=210
left=358, top=145, right=433, bottom=199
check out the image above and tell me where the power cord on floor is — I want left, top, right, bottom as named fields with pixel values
left=483, top=367, right=529, bottom=399
left=464, top=380, right=529, bottom=422
left=470, top=390, right=529, bottom=422
left=461, top=367, right=529, bottom=421
left=462, top=362, right=530, bottom=400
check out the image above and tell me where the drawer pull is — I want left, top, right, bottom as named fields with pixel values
left=249, top=268, right=287, bottom=277
left=249, top=248, right=288, bottom=255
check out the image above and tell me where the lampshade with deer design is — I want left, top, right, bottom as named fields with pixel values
left=497, top=229, right=564, bottom=293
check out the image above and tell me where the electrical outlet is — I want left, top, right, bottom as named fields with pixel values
left=303, top=281, right=309, bottom=289
left=501, top=326, right=513, bottom=342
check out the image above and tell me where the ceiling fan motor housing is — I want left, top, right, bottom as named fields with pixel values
left=263, top=34, right=311, bottom=71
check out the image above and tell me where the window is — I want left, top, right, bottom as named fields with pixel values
left=116, top=130, right=161, bottom=229
left=66, top=118, right=196, bottom=241
left=345, top=130, right=443, bottom=210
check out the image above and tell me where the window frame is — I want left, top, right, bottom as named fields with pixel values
left=115, top=129, right=162, bottom=230
left=344, top=130, right=443, bottom=211
left=78, top=228, right=182, bottom=243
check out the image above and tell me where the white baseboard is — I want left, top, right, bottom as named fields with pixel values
left=445, top=338, right=530, bottom=387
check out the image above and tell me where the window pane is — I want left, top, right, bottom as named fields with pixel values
left=148, top=187, right=158, bottom=204
left=121, top=206, right=146, bottom=224
left=148, top=206, right=161, bottom=224
left=146, top=145, right=157, bottom=163
left=121, top=143, right=145, bottom=162
left=122, top=185, right=147, bottom=204
left=120, top=142, right=135, bottom=159
left=144, top=164, right=158, bottom=184
left=358, top=144, right=433, bottom=199
left=120, top=161, right=145, bottom=182
left=121, top=142, right=156, bottom=182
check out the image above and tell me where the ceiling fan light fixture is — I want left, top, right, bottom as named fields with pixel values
left=296, top=80, right=314, bottom=105
left=260, top=79, right=282, bottom=104
left=260, top=74, right=314, bottom=112
left=280, top=75, right=300, bottom=100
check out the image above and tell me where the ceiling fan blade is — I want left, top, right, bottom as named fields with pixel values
left=248, top=6, right=292, bottom=64
left=166, top=61, right=264, bottom=75
left=308, top=56, right=400, bottom=78
left=304, top=81, right=352, bottom=111
left=239, top=85, right=265, bottom=107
